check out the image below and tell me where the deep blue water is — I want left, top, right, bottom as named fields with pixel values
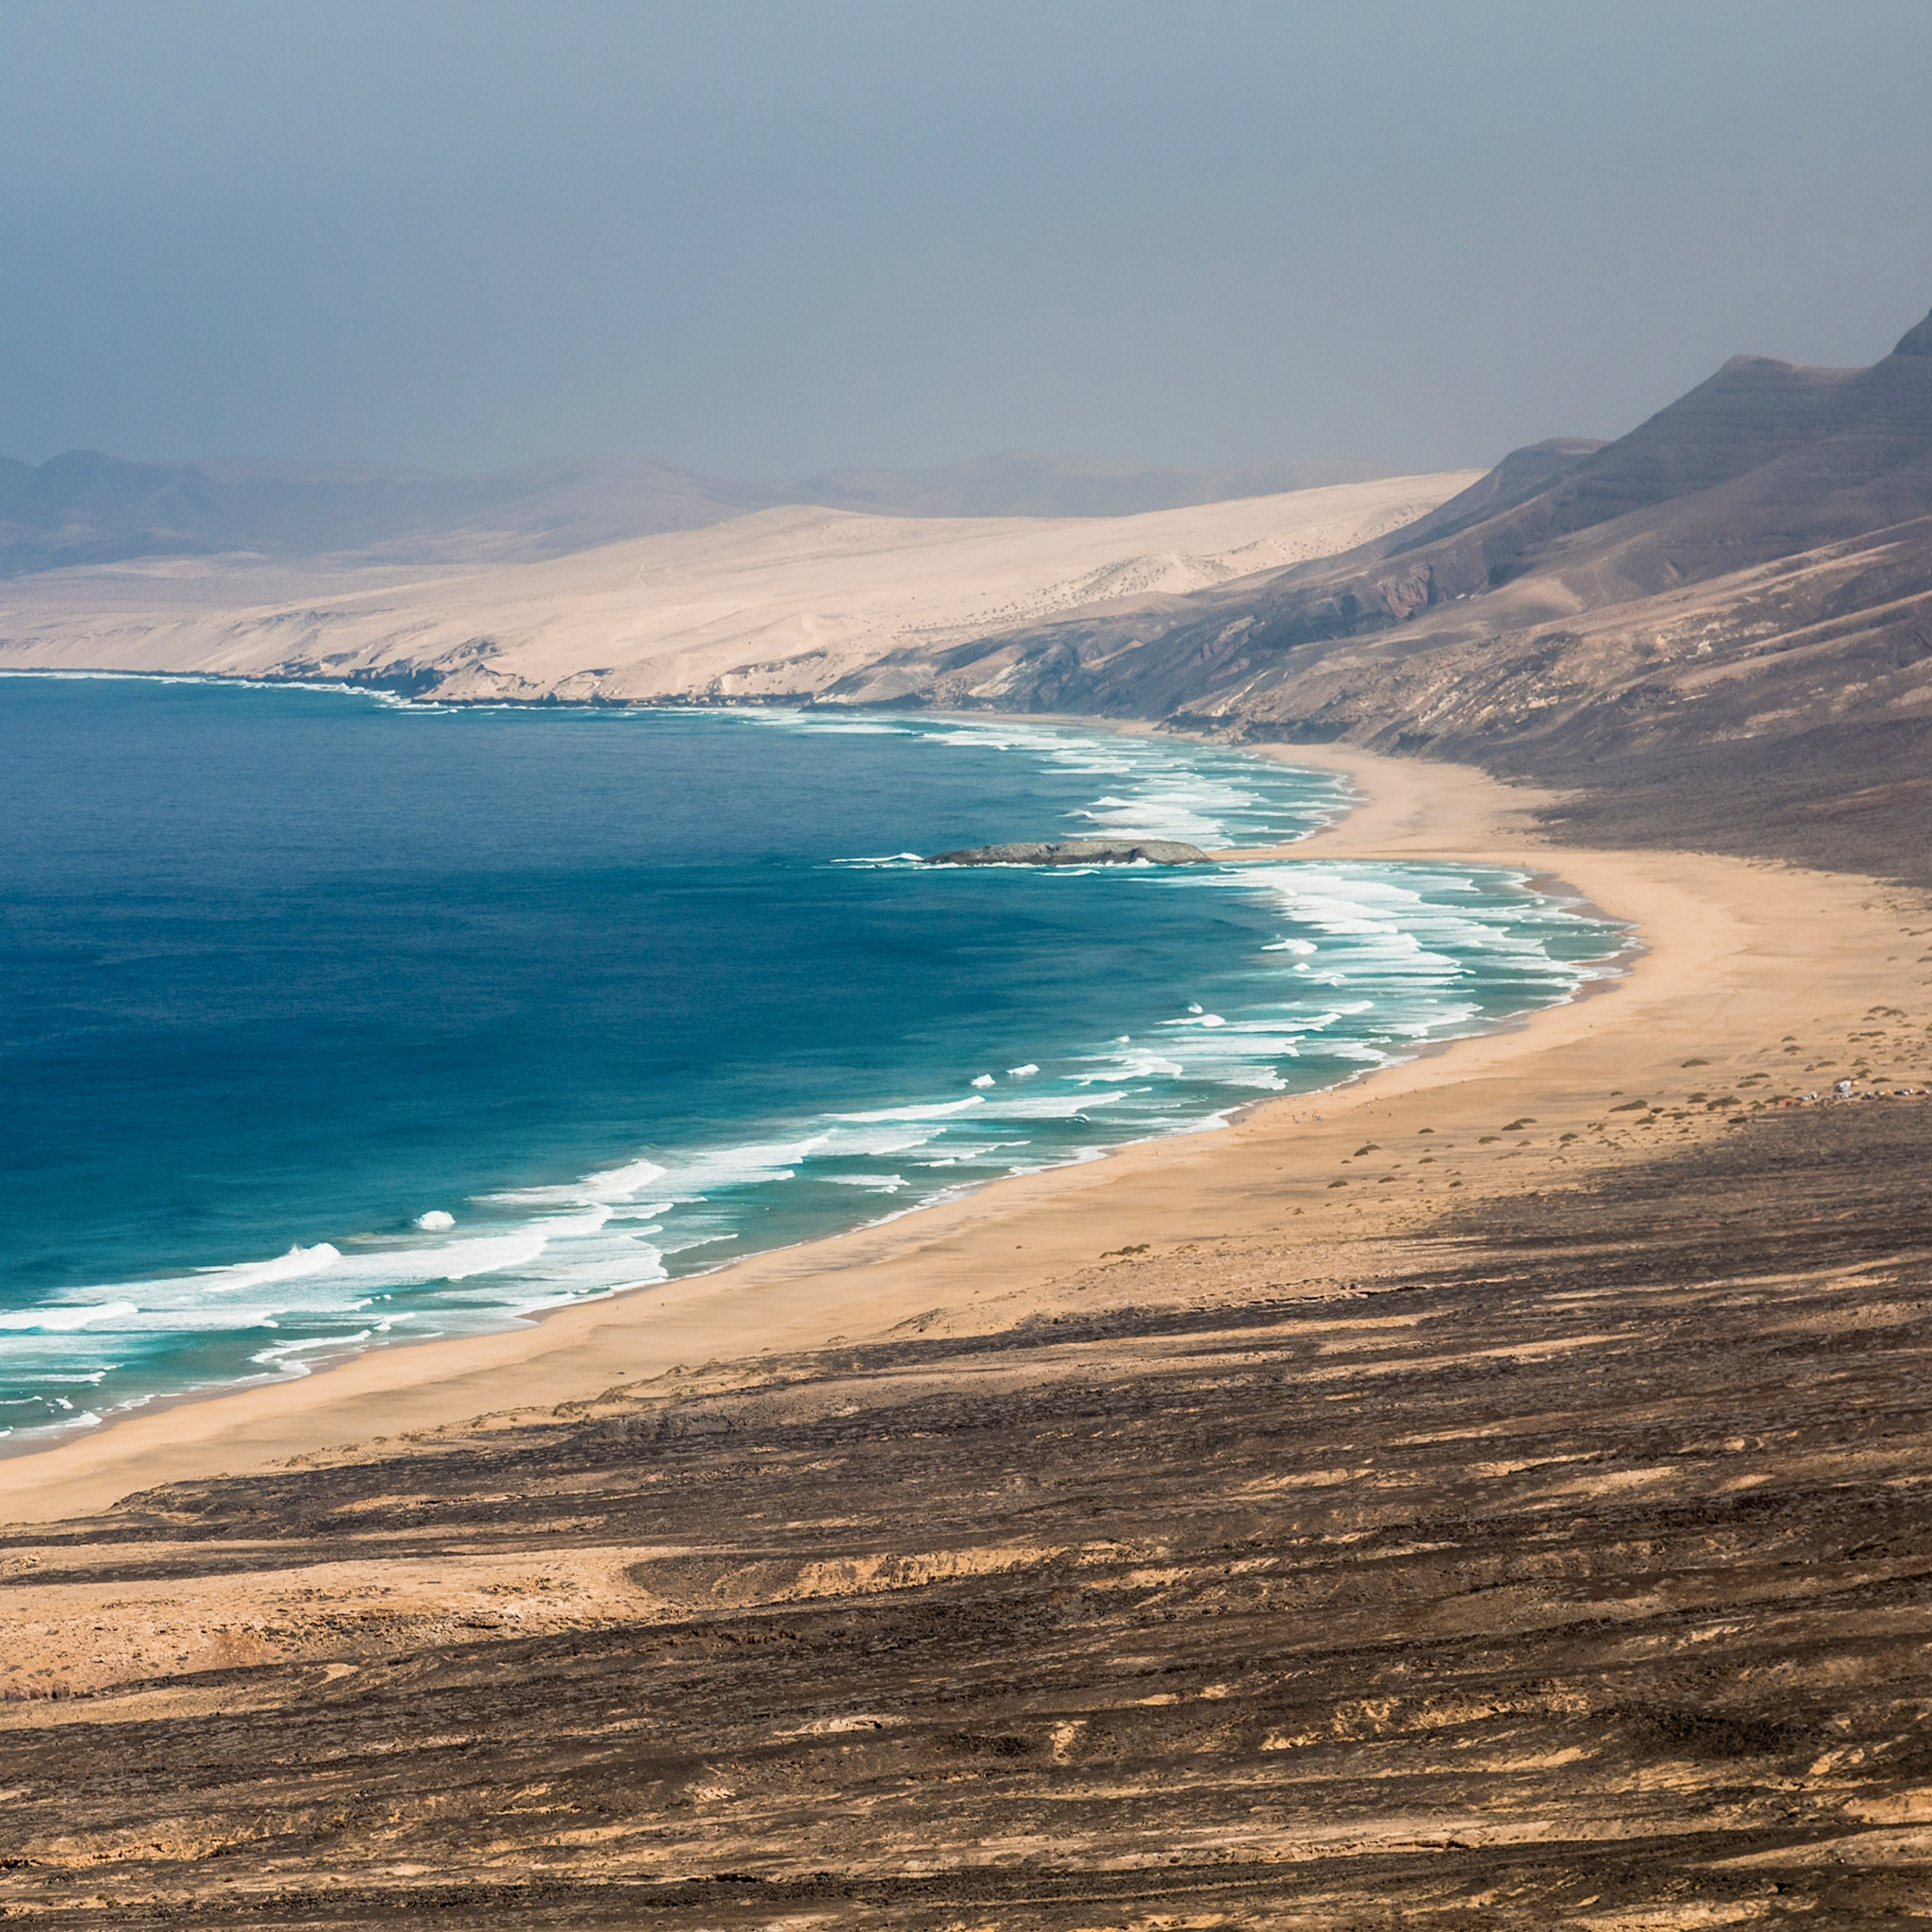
left=0, top=675, right=1621, bottom=1437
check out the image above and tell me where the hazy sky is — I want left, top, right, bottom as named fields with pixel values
left=4, top=0, right=1931, bottom=477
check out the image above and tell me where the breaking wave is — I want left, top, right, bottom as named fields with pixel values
left=0, top=698, right=1623, bottom=1441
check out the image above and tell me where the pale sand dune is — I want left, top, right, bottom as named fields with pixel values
left=5, top=735, right=1924, bottom=1525
left=0, top=475, right=1474, bottom=701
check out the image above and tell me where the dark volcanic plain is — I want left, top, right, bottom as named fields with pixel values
left=6, top=1090, right=1932, bottom=1927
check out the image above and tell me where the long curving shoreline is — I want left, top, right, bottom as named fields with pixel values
left=1, top=735, right=1921, bottom=1525
left=0, top=708, right=1604, bottom=1471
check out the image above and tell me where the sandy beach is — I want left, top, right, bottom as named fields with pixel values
left=6, top=737, right=1922, bottom=1527
left=12, top=11, right=1932, bottom=1918
left=8, top=733, right=1932, bottom=1926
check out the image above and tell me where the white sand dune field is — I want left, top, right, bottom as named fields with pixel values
left=0, top=474, right=1475, bottom=704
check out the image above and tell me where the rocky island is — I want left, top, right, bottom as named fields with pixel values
left=924, top=837, right=1212, bottom=866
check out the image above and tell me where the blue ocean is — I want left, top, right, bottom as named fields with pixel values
left=0, top=675, right=1621, bottom=1440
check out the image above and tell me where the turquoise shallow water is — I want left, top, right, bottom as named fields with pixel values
left=0, top=676, right=1624, bottom=1439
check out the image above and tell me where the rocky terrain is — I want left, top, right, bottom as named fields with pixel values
left=923, top=839, right=1210, bottom=866
left=6, top=1087, right=1932, bottom=1928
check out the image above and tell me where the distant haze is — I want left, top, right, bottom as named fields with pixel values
left=3, top=1, right=1931, bottom=477
left=0, top=450, right=1403, bottom=577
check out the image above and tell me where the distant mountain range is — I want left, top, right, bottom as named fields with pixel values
left=897, top=307, right=1932, bottom=886
left=788, top=453, right=1393, bottom=521
left=10, top=308, right=1930, bottom=888
left=0, top=448, right=1398, bottom=578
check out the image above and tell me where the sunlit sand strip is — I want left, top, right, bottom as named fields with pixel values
left=5, top=735, right=1925, bottom=1524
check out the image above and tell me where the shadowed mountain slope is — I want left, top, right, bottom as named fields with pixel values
left=907, top=307, right=1932, bottom=886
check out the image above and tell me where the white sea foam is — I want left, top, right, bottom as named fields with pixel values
left=30, top=1215, right=614, bottom=1332
left=490, top=1153, right=670, bottom=1206
left=832, top=1096, right=986, bottom=1124
left=1074, top=1050, right=1186, bottom=1083
left=0, top=1299, right=141, bottom=1332
left=195, top=1241, right=343, bottom=1291
left=977, top=1091, right=1127, bottom=1120
left=740, top=707, right=1351, bottom=849
left=0, top=705, right=1621, bottom=1440
left=251, top=1330, right=375, bottom=1370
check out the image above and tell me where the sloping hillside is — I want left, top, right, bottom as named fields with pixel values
left=0, top=476, right=1474, bottom=703
left=9, top=312, right=1929, bottom=882
left=924, top=308, right=1932, bottom=883
left=0, top=449, right=1404, bottom=578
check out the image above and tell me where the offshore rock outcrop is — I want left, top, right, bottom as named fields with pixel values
left=924, top=838, right=1210, bottom=866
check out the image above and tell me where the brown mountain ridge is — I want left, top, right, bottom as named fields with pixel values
left=887, top=307, right=1932, bottom=886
